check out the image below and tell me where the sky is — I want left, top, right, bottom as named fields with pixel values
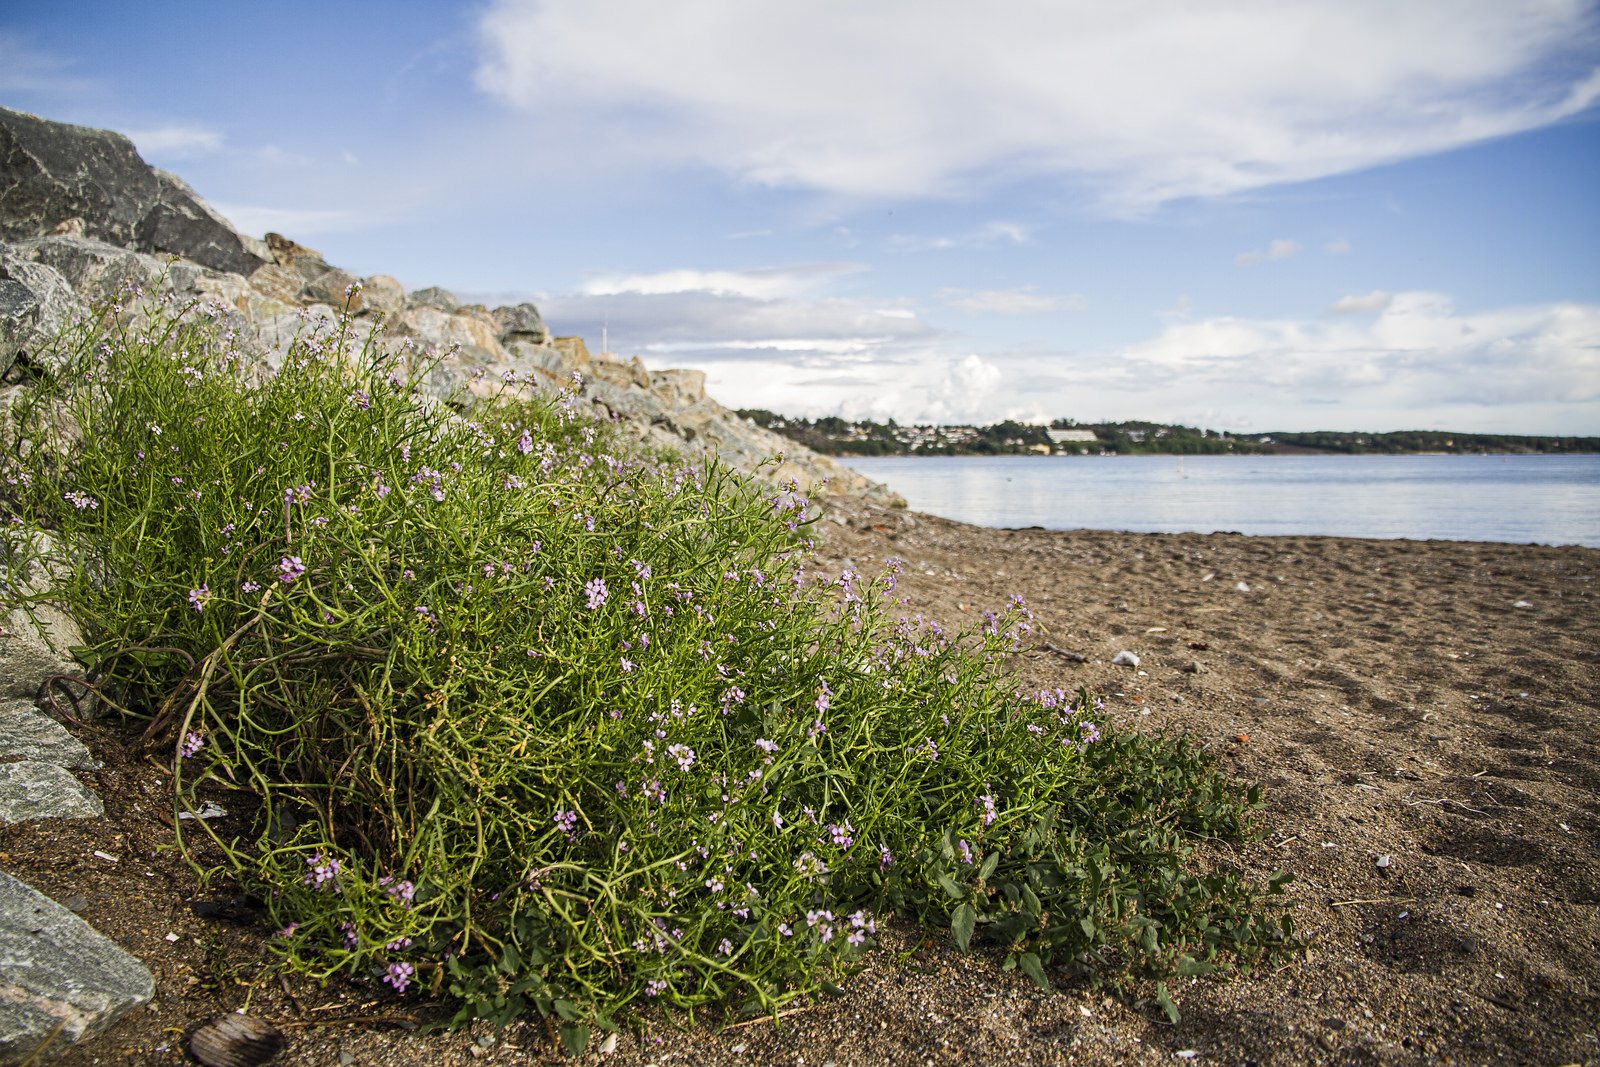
left=3, top=1, right=1598, bottom=434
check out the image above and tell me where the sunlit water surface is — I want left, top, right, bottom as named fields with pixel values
left=841, top=455, right=1600, bottom=547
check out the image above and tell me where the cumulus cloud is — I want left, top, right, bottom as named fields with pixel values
left=939, top=288, right=1086, bottom=314
left=579, top=284, right=1597, bottom=432
left=474, top=1, right=1600, bottom=210
left=1236, top=238, right=1301, bottom=266
left=1332, top=290, right=1394, bottom=314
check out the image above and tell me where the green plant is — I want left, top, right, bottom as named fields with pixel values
left=1, top=292, right=1293, bottom=1049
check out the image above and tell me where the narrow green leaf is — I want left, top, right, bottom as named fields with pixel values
left=936, top=873, right=967, bottom=900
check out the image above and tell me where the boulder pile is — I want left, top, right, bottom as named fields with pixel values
left=0, top=106, right=901, bottom=505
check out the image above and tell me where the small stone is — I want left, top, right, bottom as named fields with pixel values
left=1235, top=581, right=1251, bottom=592
left=1172, top=695, right=1186, bottom=706
left=1182, top=660, right=1203, bottom=674
left=188, top=1014, right=286, bottom=1067
left=1376, top=854, right=1392, bottom=869
left=1512, top=600, right=1532, bottom=609
left=1111, top=651, right=1140, bottom=668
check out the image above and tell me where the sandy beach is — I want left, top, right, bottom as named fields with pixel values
left=9, top=501, right=1597, bottom=1065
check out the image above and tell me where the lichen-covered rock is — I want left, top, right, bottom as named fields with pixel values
left=0, top=107, right=270, bottom=276
left=0, top=532, right=91, bottom=709
left=491, top=302, right=548, bottom=344
left=0, top=872, right=153, bottom=1061
left=0, top=249, right=85, bottom=380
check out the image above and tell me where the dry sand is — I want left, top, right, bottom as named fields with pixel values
left=7, top=500, right=1597, bottom=1065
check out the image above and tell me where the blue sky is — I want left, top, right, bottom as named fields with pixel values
left=4, top=1, right=1598, bottom=433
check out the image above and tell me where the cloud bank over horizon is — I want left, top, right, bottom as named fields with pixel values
left=527, top=270, right=1600, bottom=435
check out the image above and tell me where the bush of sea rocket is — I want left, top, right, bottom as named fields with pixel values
left=1, top=292, right=1291, bottom=1050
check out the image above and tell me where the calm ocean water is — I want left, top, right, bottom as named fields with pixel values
left=841, top=454, right=1600, bottom=547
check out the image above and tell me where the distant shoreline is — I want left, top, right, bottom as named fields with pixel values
left=740, top=409, right=1600, bottom=459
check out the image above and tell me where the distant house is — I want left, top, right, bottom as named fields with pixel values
left=1047, top=429, right=1098, bottom=445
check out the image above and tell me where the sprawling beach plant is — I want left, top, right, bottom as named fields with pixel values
left=1, top=291, right=1292, bottom=1050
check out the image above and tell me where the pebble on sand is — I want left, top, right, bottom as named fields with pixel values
left=1111, top=651, right=1141, bottom=667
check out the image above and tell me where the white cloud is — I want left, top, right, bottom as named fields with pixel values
left=1236, top=238, right=1301, bottom=266
left=209, top=203, right=357, bottom=238
left=1325, top=238, right=1353, bottom=254
left=891, top=221, right=1033, bottom=251
left=600, top=287, right=1598, bottom=433
left=581, top=263, right=865, bottom=299
left=474, top=1, right=1600, bottom=210
left=940, top=288, right=1086, bottom=315
left=1332, top=290, right=1394, bottom=314
left=125, top=125, right=224, bottom=158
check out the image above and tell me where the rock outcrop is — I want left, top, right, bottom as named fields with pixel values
left=0, top=105, right=900, bottom=505
left=0, top=108, right=271, bottom=276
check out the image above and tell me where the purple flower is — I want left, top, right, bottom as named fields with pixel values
left=341, top=922, right=359, bottom=950
left=63, top=490, right=99, bottom=511
left=978, top=791, right=998, bottom=827
left=303, top=850, right=340, bottom=890
left=554, top=809, right=580, bottom=838
left=666, top=743, right=696, bottom=772
left=957, top=839, right=974, bottom=865
left=584, top=577, right=608, bottom=610
left=241, top=580, right=261, bottom=593
left=276, top=555, right=306, bottom=584
left=382, top=878, right=416, bottom=907
left=645, top=978, right=668, bottom=997
left=187, top=585, right=211, bottom=612
left=814, top=680, right=832, bottom=715
left=383, top=961, right=414, bottom=994
left=517, top=429, right=533, bottom=455
left=878, top=843, right=894, bottom=871
left=180, top=731, right=204, bottom=759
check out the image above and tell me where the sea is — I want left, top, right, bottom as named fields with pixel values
left=840, top=454, right=1600, bottom=548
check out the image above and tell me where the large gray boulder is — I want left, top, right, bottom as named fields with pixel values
left=0, top=107, right=270, bottom=276
left=0, top=532, right=91, bottom=709
left=0, top=249, right=84, bottom=380
left=0, top=872, right=154, bottom=1063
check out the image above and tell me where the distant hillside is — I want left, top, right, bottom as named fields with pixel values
left=738, top=411, right=1600, bottom=457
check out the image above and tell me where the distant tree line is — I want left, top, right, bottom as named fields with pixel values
left=737, top=410, right=1600, bottom=458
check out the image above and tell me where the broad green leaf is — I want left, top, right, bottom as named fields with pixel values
left=1154, top=982, right=1180, bottom=1024
left=558, top=1022, right=589, bottom=1056
left=951, top=902, right=976, bottom=951
left=1019, top=951, right=1049, bottom=990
